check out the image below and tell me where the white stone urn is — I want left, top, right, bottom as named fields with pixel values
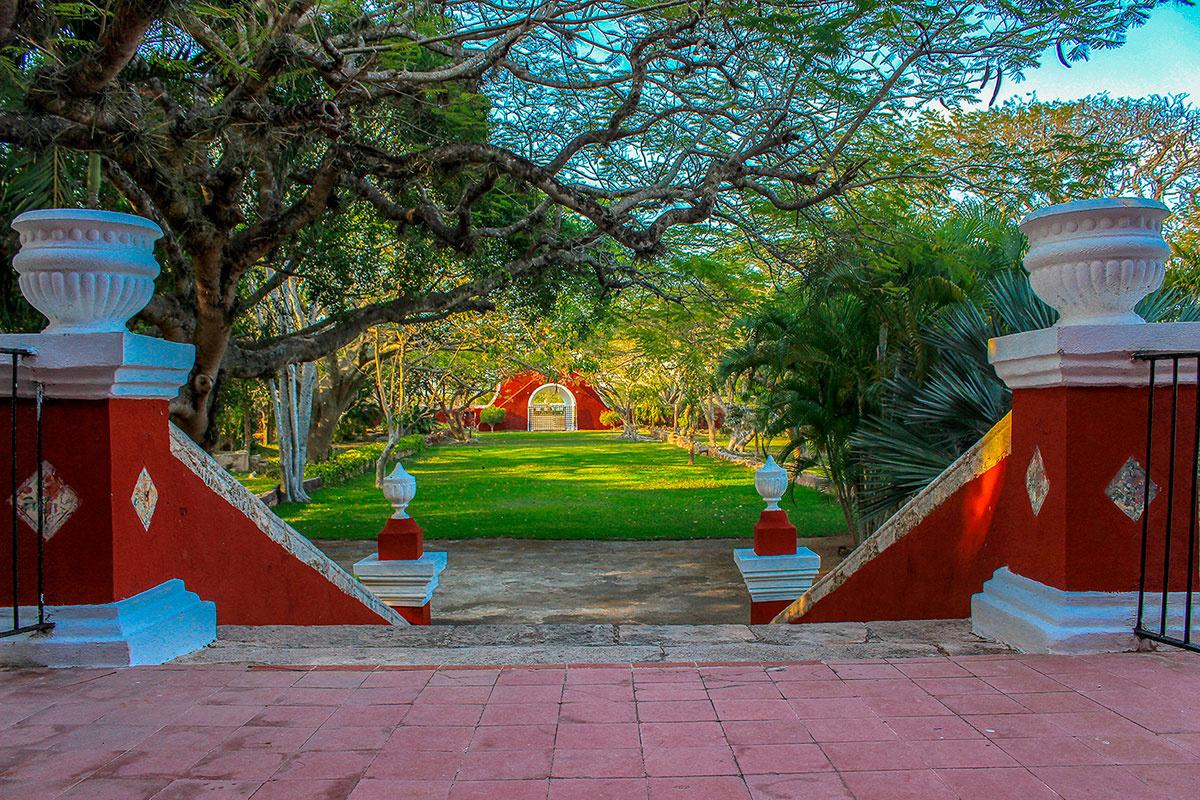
left=11, top=209, right=164, bottom=333
left=754, top=455, right=789, bottom=511
left=382, top=461, right=417, bottom=519
left=1018, top=197, right=1170, bottom=326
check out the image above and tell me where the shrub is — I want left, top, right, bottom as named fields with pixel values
left=479, top=406, right=506, bottom=431
left=600, top=410, right=624, bottom=429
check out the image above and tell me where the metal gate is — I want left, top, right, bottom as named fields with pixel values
left=1134, top=352, right=1199, bottom=652
left=2, top=347, right=51, bottom=638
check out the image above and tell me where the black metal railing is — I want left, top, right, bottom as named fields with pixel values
left=2, top=347, right=51, bottom=638
left=1134, top=352, right=1199, bottom=652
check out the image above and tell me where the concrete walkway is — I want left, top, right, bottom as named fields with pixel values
left=2, top=651, right=1198, bottom=799
left=180, top=621, right=1010, bottom=666
left=315, top=537, right=850, bottom=625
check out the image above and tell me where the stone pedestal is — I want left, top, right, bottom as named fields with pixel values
left=972, top=198, right=1199, bottom=653
left=353, top=552, right=447, bottom=625
left=735, top=548, right=820, bottom=623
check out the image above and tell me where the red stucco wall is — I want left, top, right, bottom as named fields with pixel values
left=481, top=372, right=613, bottom=431
left=796, top=384, right=1197, bottom=623
left=1, top=398, right=390, bottom=625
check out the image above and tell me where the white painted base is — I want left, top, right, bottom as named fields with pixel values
left=354, top=552, right=448, bottom=607
left=0, top=579, right=216, bottom=667
left=0, top=330, right=194, bottom=399
left=988, top=322, right=1200, bottom=389
left=972, top=567, right=1200, bottom=654
left=733, top=547, right=820, bottom=602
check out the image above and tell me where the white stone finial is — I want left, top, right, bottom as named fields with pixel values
left=1018, top=197, right=1170, bottom=327
left=754, top=455, right=788, bottom=511
left=11, top=209, right=164, bottom=333
left=382, top=461, right=417, bottom=519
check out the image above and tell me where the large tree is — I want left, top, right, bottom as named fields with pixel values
left=0, top=0, right=1163, bottom=440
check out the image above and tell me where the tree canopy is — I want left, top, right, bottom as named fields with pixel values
left=0, top=0, right=1165, bottom=440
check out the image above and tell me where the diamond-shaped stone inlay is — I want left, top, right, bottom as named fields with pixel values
left=1106, top=457, right=1158, bottom=521
left=131, top=467, right=158, bottom=531
left=1026, top=447, right=1049, bottom=516
left=9, top=461, right=79, bottom=539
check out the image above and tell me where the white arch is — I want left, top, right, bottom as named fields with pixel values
left=527, top=382, right=577, bottom=431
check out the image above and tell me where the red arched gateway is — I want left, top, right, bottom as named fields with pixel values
left=475, top=372, right=612, bottom=431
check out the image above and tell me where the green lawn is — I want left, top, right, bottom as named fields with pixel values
left=272, top=431, right=845, bottom=541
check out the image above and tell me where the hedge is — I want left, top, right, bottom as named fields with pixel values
left=306, top=435, right=428, bottom=487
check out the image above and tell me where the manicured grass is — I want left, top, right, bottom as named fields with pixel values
left=273, top=431, right=845, bottom=541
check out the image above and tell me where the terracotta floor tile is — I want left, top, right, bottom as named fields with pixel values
left=818, top=740, right=924, bottom=772
left=300, top=725, right=392, bottom=752
left=548, top=777, right=649, bottom=800
left=964, top=713, right=1070, bottom=739
left=348, top=779, right=451, bottom=800
left=935, top=767, right=1061, bottom=800
left=1124, top=763, right=1200, bottom=796
left=559, top=701, right=637, bottom=724
left=787, top=698, right=876, bottom=719
left=734, top=742, right=832, bottom=774
left=557, top=723, right=642, bottom=750
left=479, top=702, right=559, bottom=726
left=712, top=699, right=796, bottom=721
left=489, top=685, right=563, bottom=704
left=416, top=687, right=493, bottom=706
left=246, top=705, right=334, bottom=729
left=365, top=748, right=463, bottom=781
left=275, top=688, right=352, bottom=706
left=745, top=773, right=852, bottom=800
left=220, top=725, right=315, bottom=752
left=565, top=669, right=633, bottom=686
left=892, top=661, right=973, bottom=679
left=56, top=777, right=171, bottom=800
left=188, top=750, right=287, bottom=781
left=643, top=745, right=738, bottom=777
left=149, top=778, right=263, bottom=799
left=497, top=669, right=566, bottom=687
left=706, top=684, right=784, bottom=701
left=994, top=736, right=1116, bottom=767
left=913, top=677, right=997, bottom=696
left=647, top=776, right=750, bottom=800
left=634, top=685, right=709, bottom=702
left=1082, top=734, right=1198, bottom=764
left=839, top=768, right=957, bottom=800
left=916, top=738, right=1019, bottom=769
left=637, top=701, right=716, bottom=723
left=384, top=725, right=474, bottom=752
left=860, top=694, right=952, bottom=717
left=981, top=673, right=1069, bottom=694
left=561, top=684, right=635, bottom=704
left=271, top=750, right=375, bottom=781
left=829, top=664, right=905, bottom=681
left=458, top=748, right=553, bottom=781
left=939, top=693, right=1030, bottom=715
left=884, top=714, right=982, bottom=740
left=249, top=778, right=358, bottom=800
left=448, top=779, right=549, bottom=799
left=638, top=721, right=727, bottom=750
left=428, top=670, right=499, bottom=688
left=551, top=747, right=644, bottom=778
left=177, top=705, right=265, bottom=728
left=469, top=724, right=557, bottom=752
left=404, top=704, right=483, bottom=727
left=1010, top=691, right=1105, bottom=714
left=803, top=717, right=897, bottom=743
left=1031, top=764, right=1170, bottom=800
left=95, top=748, right=208, bottom=778
left=721, top=719, right=812, bottom=745
left=293, top=671, right=368, bottom=689
left=776, top=681, right=856, bottom=699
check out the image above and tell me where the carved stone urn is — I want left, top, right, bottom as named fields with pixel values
left=382, top=461, right=417, bottom=519
left=10, top=209, right=164, bottom=333
left=754, top=455, right=788, bottom=511
left=1018, top=197, right=1171, bottom=326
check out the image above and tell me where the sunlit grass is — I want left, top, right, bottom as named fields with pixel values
left=275, top=431, right=845, bottom=541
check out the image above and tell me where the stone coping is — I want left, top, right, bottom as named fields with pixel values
left=772, top=413, right=1013, bottom=623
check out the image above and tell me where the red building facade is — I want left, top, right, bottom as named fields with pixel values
left=473, top=372, right=612, bottom=432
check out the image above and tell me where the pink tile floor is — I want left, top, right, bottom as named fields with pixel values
left=2, top=652, right=1199, bottom=799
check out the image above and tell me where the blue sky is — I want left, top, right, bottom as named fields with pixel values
left=996, top=5, right=1199, bottom=103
